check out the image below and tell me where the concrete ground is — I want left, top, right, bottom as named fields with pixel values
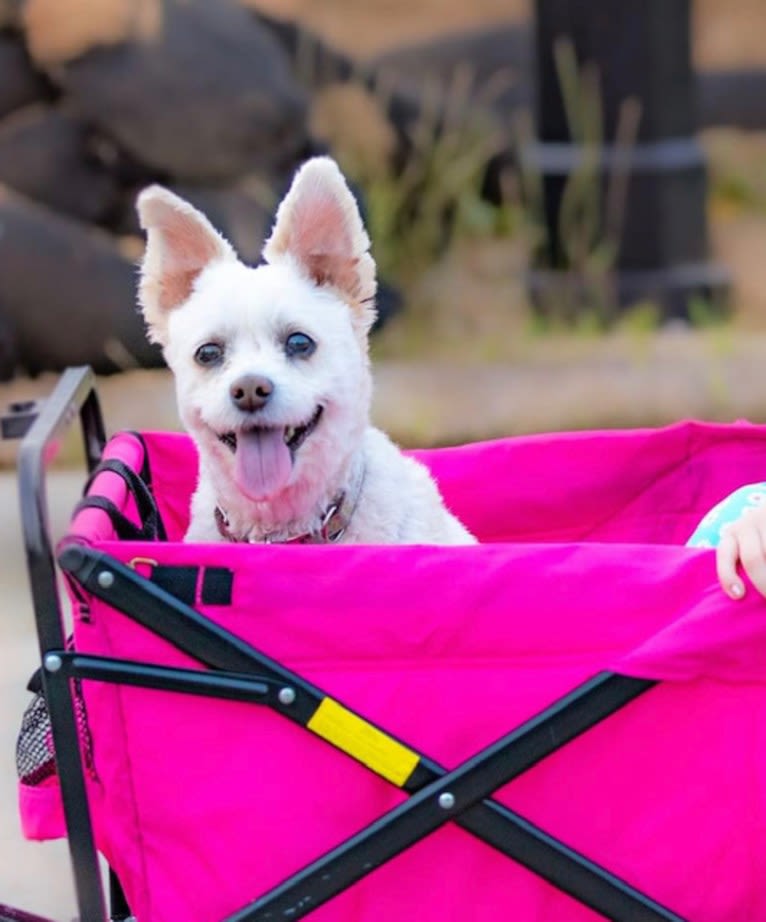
left=1, top=468, right=81, bottom=921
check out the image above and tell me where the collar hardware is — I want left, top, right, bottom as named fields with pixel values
left=214, top=461, right=364, bottom=545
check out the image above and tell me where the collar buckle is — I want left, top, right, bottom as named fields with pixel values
left=318, top=499, right=346, bottom=543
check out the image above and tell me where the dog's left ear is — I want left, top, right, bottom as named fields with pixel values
left=263, top=157, right=377, bottom=330
left=136, top=186, right=236, bottom=345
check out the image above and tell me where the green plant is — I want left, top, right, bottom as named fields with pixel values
left=705, top=129, right=766, bottom=215
left=522, top=37, right=643, bottom=329
left=339, top=65, right=518, bottom=285
left=687, top=294, right=728, bottom=330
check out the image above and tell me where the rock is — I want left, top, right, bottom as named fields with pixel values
left=41, top=0, right=308, bottom=182
left=250, top=9, right=356, bottom=88
left=114, top=169, right=281, bottom=253
left=0, top=33, right=48, bottom=119
left=0, top=105, right=121, bottom=223
left=373, top=279, right=403, bottom=332
left=0, top=187, right=162, bottom=379
left=369, top=23, right=532, bottom=118
left=0, top=0, right=19, bottom=29
left=168, top=178, right=276, bottom=266
left=0, top=307, right=15, bottom=380
left=251, top=9, right=423, bottom=162
left=697, top=69, right=766, bottom=131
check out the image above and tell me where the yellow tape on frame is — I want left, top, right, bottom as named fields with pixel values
left=307, top=697, right=420, bottom=787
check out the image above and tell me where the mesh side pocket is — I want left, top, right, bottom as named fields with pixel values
left=16, top=679, right=95, bottom=786
left=16, top=692, right=56, bottom=786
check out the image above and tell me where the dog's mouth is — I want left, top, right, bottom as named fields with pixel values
left=216, top=406, right=323, bottom=501
left=217, top=405, right=323, bottom=456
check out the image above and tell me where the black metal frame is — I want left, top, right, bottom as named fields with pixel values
left=15, top=367, right=108, bottom=922
left=14, top=367, right=687, bottom=921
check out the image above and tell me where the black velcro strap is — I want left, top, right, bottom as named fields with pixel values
left=151, top=566, right=199, bottom=606
left=80, top=456, right=167, bottom=541
left=201, top=568, right=234, bottom=605
left=145, top=566, right=234, bottom=606
left=73, top=495, right=157, bottom=542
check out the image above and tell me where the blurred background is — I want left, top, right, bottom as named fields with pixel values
left=2, top=2, right=766, bottom=918
left=1, top=0, right=766, bottom=445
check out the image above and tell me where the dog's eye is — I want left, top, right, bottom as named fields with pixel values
left=285, top=332, right=316, bottom=359
left=194, top=343, right=224, bottom=366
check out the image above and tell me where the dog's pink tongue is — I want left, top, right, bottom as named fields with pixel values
left=234, top=429, right=292, bottom=500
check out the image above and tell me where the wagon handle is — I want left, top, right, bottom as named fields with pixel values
left=16, top=365, right=109, bottom=922
left=18, top=366, right=106, bottom=645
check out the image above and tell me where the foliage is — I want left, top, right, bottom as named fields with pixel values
left=521, top=38, right=644, bottom=329
left=337, top=66, right=522, bottom=286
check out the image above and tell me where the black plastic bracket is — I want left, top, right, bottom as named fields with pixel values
left=1, top=400, right=40, bottom=441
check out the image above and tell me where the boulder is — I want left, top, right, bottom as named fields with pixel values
left=251, top=9, right=423, bottom=161
left=250, top=9, right=356, bottom=88
left=169, top=179, right=276, bottom=265
left=0, top=105, right=121, bottom=222
left=0, top=187, right=162, bottom=379
left=0, top=33, right=48, bottom=119
left=0, top=0, right=19, bottom=29
left=38, top=0, right=309, bottom=182
left=114, top=170, right=279, bottom=253
left=698, top=69, right=766, bottom=131
left=369, top=23, right=532, bottom=118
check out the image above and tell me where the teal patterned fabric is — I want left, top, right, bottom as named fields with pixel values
left=687, top=483, right=766, bottom=547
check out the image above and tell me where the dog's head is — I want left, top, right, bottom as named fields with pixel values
left=136, top=157, right=377, bottom=508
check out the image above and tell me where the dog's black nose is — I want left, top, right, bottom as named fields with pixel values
left=229, top=374, right=274, bottom=412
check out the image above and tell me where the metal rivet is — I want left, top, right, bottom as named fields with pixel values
left=278, top=687, right=296, bottom=705
left=97, top=570, right=114, bottom=589
left=438, top=792, right=455, bottom=810
left=44, top=653, right=63, bottom=673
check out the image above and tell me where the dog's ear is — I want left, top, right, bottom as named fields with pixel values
left=136, top=186, right=236, bottom=344
left=262, top=157, right=377, bottom=330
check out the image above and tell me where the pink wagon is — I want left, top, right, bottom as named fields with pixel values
left=6, top=365, right=766, bottom=922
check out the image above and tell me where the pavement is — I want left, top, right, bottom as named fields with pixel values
left=1, top=468, right=82, bottom=921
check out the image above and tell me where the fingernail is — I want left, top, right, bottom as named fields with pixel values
left=730, top=583, right=745, bottom=599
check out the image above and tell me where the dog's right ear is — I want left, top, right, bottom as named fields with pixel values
left=262, top=157, right=377, bottom=333
left=136, top=186, right=236, bottom=345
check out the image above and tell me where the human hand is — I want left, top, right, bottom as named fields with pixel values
left=716, top=502, right=766, bottom=600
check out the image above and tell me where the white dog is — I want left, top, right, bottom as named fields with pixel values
left=135, top=156, right=476, bottom=545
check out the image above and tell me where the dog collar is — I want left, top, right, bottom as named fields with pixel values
left=214, top=460, right=365, bottom=545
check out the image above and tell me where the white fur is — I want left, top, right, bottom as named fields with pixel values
left=136, top=156, right=476, bottom=545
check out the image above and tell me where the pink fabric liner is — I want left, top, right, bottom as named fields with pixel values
left=22, top=422, right=766, bottom=921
